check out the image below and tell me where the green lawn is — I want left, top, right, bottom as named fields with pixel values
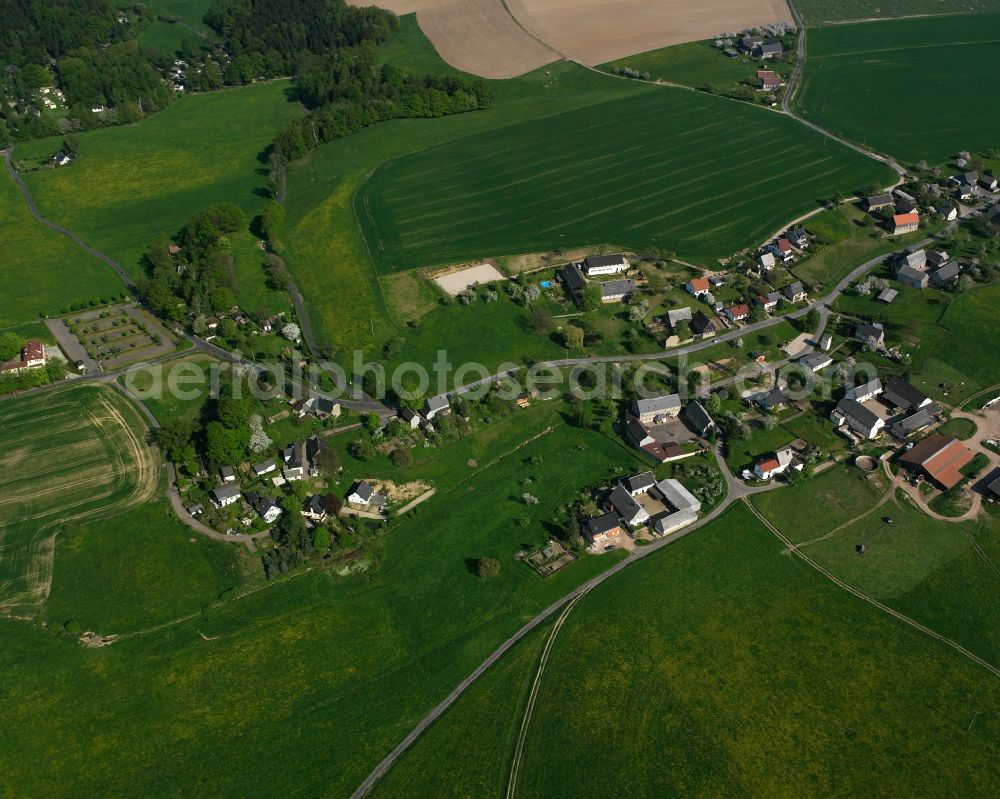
left=357, top=87, right=893, bottom=273
left=45, top=492, right=246, bottom=634
left=14, top=81, right=302, bottom=308
left=938, top=416, right=978, bottom=440
left=796, top=14, right=1000, bottom=164
left=128, top=353, right=220, bottom=425
left=796, top=0, right=1000, bottom=24
left=510, top=503, right=1000, bottom=797
left=602, top=39, right=770, bottom=89
left=150, top=0, right=214, bottom=34
left=0, top=409, right=646, bottom=798
left=0, top=165, right=122, bottom=327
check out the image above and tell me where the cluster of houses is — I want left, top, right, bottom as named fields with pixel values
left=581, top=471, right=702, bottom=547
left=893, top=247, right=961, bottom=292
left=0, top=341, right=46, bottom=375
left=559, top=253, right=636, bottom=305
left=756, top=227, right=810, bottom=273
left=828, top=375, right=943, bottom=443
left=624, top=393, right=716, bottom=463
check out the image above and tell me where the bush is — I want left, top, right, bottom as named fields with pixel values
left=474, top=557, right=501, bottom=579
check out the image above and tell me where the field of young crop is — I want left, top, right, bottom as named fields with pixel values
left=0, top=407, right=644, bottom=798
left=13, top=81, right=301, bottom=303
left=356, top=87, right=893, bottom=273
left=796, top=0, right=1000, bottom=24
left=0, top=385, right=158, bottom=620
left=796, top=14, right=1000, bottom=164
left=603, top=39, right=767, bottom=88
left=508, top=504, right=1000, bottom=796
left=0, top=168, right=122, bottom=328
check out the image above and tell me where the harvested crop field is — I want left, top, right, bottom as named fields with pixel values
left=0, top=385, right=158, bottom=619
left=356, top=87, right=895, bottom=272
left=508, top=0, right=792, bottom=66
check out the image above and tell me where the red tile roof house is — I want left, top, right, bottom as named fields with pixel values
left=768, top=238, right=795, bottom=262
left=686, top=277, right=711, bottom=297
left=891, top=212, right=920, bottom=235
left=757, top=70, right=780, bottom=91
left=723, top=304, right=750, bottom=322
left=898, top=435, right=974, bottom=490
left=0, top=341, right=46, bottom=374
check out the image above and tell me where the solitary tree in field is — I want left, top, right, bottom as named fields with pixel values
left=475, top=557, right=501, bottom=579
left=563, top=325, right=585, bottom=351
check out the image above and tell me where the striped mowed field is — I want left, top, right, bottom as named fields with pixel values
left=0, top=385, right=158, bottom=619
left=356, top=88, right=894, bottom=272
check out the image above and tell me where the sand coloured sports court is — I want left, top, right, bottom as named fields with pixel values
left=358, top=0, right=792, bottom=77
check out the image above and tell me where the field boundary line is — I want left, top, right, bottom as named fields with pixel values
left=742, top=498, right=1000, bottom=679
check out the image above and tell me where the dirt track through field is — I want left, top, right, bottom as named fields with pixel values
left=0, top=386, right=158, bottom=619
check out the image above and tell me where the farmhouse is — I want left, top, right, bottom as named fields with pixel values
left=686, top=277, right=711, bottom=297
left=424, top=394, right=450, bottom=420
left=866, top=194, right=894, bottom=211
left=756, top=291, right=780, bottom=312
left=560, top=263, right=588, bottom=296
left=0, top=341, right=46, bottom=374
left=757, top=70, right=780, bottom=91
left=954, top=185, right=974, bottom=201
left=599, top=279, right=635, bottom=303
left=897, top=265, right=928, bottom=289
left=927, top=249, right=949, bottom=268
left=607, top=485, right=649, bottom=529
left=740, top=34, right=764, bottom=52
left=756, top=42, right=782, bottom=59
left=582, top=253, right=629, bottom=276
left=652, top=478, right=701, bottom=535
left=582, top=512, right=623, bottom=546
left=798, top=352, right=832, bottom=372
left=691, top=310, right=717, bottom=337
left=683, top=400, right=715, bottom=437
left=904, top=250, right=927, bottom=270
left=753, top=447, right=802, bottom=480
left=877, top=288, right=898, bottom=303
left=883, top=378, right=931, bottom=411
left=783, top=281, right=806, bottom=302
left=831, top=398, right=884, bottom=439
left=891, top=212, right=920, bottom=234
left=723, top=304, right=750, bottom=323
left=898, top=435, right=974, bottom=490
left=844, top=378, right=883, bottom=403
left=930, top=262, right=961, bottom=286
left=299, top=397, right=341, bottom=420
left=854, top=322, right=885, bottom=349
left=632, top=393, right=681, bottom=424
left=621, top=471, right=656, bottom=497
left=253, top=458, right=277, bottom=477
left=625, top=416, right=654, bottom=449
left=666, top=307, right=692, bottom=328
left=211, top=484, right=241, bottom=508
left=889, top=404, right=941, bottom=439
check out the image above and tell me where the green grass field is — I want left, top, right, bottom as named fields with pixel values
left=796, top=14, right=1000, bottom=164
left=14, top=82, right=301, bottom=313
left=0, top=385, right=158, bottom=620
left=508, top=503, right=1000, bottom=796
left=356, top=88, right=893, bottom=273
left=0, top=407, right=647, bottom=797
left=796, top=0, right=1000, bottom=24
left=0, top=167, right=122, bottom=327
left=602, top=39, right=768, bottom=88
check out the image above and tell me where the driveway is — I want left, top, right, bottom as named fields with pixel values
left=44, top=318, right=100, bottom=373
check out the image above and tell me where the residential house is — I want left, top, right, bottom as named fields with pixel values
left=348, top=480, right=375, bottom=506
left=782, top=281, right=806, bottom=302
left=980, top=174, right=999, bottom=191
left=854, top=322, right=884, bottom=349
left=723, top=303, right=750, bottom=323
left=607, top=485, right=649, bottom=529
left=866, top=194, right=894, bottom=211
left=220, top=466, right=236, bottom=483
left=891, top=212, right=919, bottom=234
left=683, top=400, right=715, bottom=437
left=666, top=307, right=692, bottom=328
left=897, top=265, right=928, bottom=289
left=582, top=512, right=623, bottom=546
left=769, top=238, right=794, bottom=262
left=424, top=394, right=450, bottom=420
left=401, top=408, right=424, bottom=429
left=302, top=495, right=328, bottom=523
left=798, top=352, right=832, bottom=372
left=753, top=447, right=802, bottom=480
left=691, top=310, right=717, bottom=337
left=756, top=42, right=782, bottom=59
left=895, top=198, right=917, bottom=215
left=889, top=403, right=941, bottom=439
left=757, top=251, right=776, bottom=271
left=954, top=185, right=974, bottom=201
left=282, top=442, right=305, bottom=481
left=560, top=263, right=588, bottom=297
left=253, top=458, right=277, bottom=477
left=882, top=377, right=931, bottom=411
left=844, top=378, right=883, bottom=403
left=754, top=388, right=789, bottom=412
left=927, top=249, right=949, bottom=268
left=185, top=503, right=204, bottom=516
left=740, top=34, right=763, bottom=52
left=877, top=288, right=898, bottom=303
left=904, top=249, right=927, bottom=270
left=820, top=333, right=833, bottom=351
left=831, top=398, right=884, bottom=439
left=632, top=393, right=682, bottom=424
left=211, top=484, right=241, bottom=508
left=253, top=495, right=283, bottom=524
left=625, top=416, right=654, bottom=448
left=0, top=341, right=46, bottom=374
left=599, top=278, right=635, bottom=303
left=709, top=274, right=727, bottom=288
left=757, top=70, right=780, bottom=91
left=582, top=253, right=629, bottom=276
left=621, top=471, right=656, bottom=497
left=953, top=171, right=978, bottom=187
left=788, top=228, right=809, bottom=248
left=756, top=291, right=781, bottom=313
left=929, top=261, right=961, bottom=286
left=898, top=435, right=974, bottom=490
left=940, top=204, right=959, bottom=221
left=686, top=277, right=711, bottom=297
left=305, top=435, right=326, bottom=476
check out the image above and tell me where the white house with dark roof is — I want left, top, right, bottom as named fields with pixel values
left=607, top=485, right=649, bottom=529
left=282, top=442, right=305, bottom=481
left=599, top=278, right=635, bottom=303
left=581, top=253, right=629, bottom=276
left=753, top=447, right=801, bottom=480
left=348, top=480, right=375, bottom=506
left=831, top=399, right=884, bottom=439
left=798, top=352, right=832, bottom=372
left=253, top=458, right=277, bottom=477
left=844, top=378, right=883, bottom=403
left=897, top=265, right=928, bottom=289
left=211, top=484, right=241, bottom=508
left=424, top=394, right=450, bottom=420
left=882, top=378, right=930, bottom=411
left=929, top=261, right=961, bottom=286
left=782, top=281, right=807, bottom=302
left=683, top=400, right=715, bottom=437
left=220, top=466, right=236, bottom=483
left=854, top=322, right=884, bottom=349
left=632, top=393, right=682, bottom=424
left=621, top=471, right=656, bottom=497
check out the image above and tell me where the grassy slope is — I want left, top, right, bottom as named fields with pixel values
left=356, top=88, right=892, bottom=273
left=796, top=14, right=1000, bottom=164
left=0, top=166, right=122, bottom=327
left=603, top=39, right=771, bottom=88
left=14, top=82, right=301, bottom=313
left=0, top=411, right=647, bottom=797
left=796, top=0, right=1000, bottom=24
left=513, top=504, right=1000, bottom=797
